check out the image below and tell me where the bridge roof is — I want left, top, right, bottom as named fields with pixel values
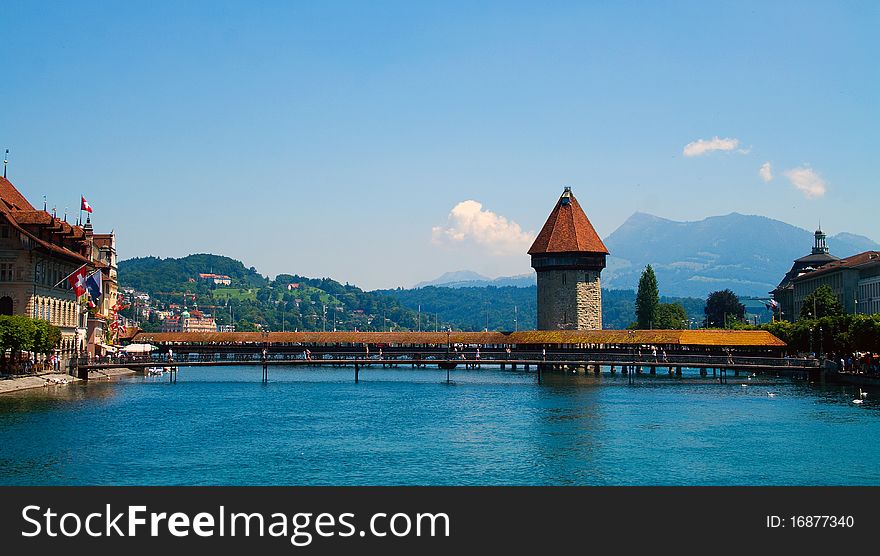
left=131, top=329, right=785, bottom=348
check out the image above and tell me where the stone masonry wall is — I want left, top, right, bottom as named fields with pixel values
left=536, top=269, right=602, bottom=330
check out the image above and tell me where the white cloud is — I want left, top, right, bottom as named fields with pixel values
left=784, top=166, right=827, bottom=199
left=759, top=162, right=773, bottom=182
left=432, top=200, right=535, bottom=255
left=683, top=136, right=741, bottom=157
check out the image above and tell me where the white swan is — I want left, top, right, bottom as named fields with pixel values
left=767, top=392, right=777, bottom=397
left=853, top=399, right=864, bottom=405
left=859, top=389, right=868, bottom=399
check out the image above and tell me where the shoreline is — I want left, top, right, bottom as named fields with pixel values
left=0, top=368, right=138, bottom=395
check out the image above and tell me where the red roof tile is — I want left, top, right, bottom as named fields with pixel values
left=0, top=176, right=36, bottom=211
left=528, top=188, right=608, bottom=255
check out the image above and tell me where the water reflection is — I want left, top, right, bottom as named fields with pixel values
left=0, top=381, right=117, bottom=414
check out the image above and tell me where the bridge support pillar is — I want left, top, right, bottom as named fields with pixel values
left=355, top=363, right=359, bottom=383
left=700, top=368, right=707, bottom=377
left=593, top=365, right=600, bottom=375
left=734, top=369, right=739, bottom=377
left=667, top=367, right=674, bottom=376
left=621, top=365, right=628, bottom=374
left=501, top=363, right=506, bottom=370
left=512, top=363, right=517, bottom=371
left=649, top=367, right=655, bottom=375
left=675, top=367, right=682, bottom=377
left=525, top=364, right=529, bottom=371
left=610, top=365, right=616, bottom=374
left=713, top=368, right=717, bottom=378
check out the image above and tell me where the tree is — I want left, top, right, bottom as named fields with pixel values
left=0, top=315, right=37, bottom=370
left=32, top=320, right=62, bottom=354
left=635, top=265, right=659, bottom=329
left=799, top=284, right=844, bottom=320
left=705, top=289, right=745, bottom=328
left=655, top=303, right=689, bottom=329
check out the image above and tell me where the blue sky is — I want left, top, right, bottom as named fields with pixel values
left=3, top=1, right=877, bottom=289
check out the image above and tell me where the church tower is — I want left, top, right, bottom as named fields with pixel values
left=529, top=187, right=608, bottom=330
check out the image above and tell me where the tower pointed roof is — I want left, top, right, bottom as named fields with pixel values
left=528, top=187, right=608, bottom=255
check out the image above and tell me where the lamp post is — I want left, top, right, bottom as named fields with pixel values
left=809, top=327, right=814, bottom=357
left=819, top=326, right=824, bottom=359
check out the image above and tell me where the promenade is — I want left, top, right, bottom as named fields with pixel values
left=0, top=368, right=135, bottom=395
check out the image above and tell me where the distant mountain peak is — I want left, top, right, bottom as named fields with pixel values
left=414, top=270, right=491, bottom=288
left=602, top=212, right=878, bottom=298
left=414, top=270, right=536, bottom=289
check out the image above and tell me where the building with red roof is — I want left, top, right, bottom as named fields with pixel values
left=529, top=187, right=608, bottom=330
left=0, top=175, right=118, bottom=360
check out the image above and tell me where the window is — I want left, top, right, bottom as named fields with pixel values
left=0, top=262, right=13, bottom=281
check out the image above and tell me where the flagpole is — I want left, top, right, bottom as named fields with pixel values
left=53, top=264, right=89, bottom=289
left=79, top=192, right=83, bottom=226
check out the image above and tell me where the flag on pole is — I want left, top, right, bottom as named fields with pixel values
left=66, top=265, right=89, bottom=296
left=81, top=196, right=93, bottom=213
left=85, top=271, right=102, bottom=302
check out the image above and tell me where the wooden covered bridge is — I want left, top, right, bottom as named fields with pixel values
left=77, top=329, right=819, bottom=383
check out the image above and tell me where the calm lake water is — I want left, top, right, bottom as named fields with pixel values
left=1, top=366, right=878, bottom=485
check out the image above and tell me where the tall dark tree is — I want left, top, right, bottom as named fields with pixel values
left=635, top=265, right=659, bottom=329
left=705, top=289, right=745, bottom=328
left=799, top=284, right=844, bottom=320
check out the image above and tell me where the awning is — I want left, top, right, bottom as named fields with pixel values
left=122, top=343, right=156, bottom=354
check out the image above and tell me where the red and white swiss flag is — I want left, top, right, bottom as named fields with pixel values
left=68, top=265, right=89, bottom=296
left=81, top=196, right=93, bottom=213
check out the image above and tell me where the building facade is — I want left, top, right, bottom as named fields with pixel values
left=771, top=228, right=839, bottom=321
left=199, top=273, right=232, bottom=286
left=529, top=187, right=608, bottom=330
left=791, top=251, right=880, bottom=318
left=161, top=308, right=218, bottom=333
left=0, top=176, right=116, bottom=360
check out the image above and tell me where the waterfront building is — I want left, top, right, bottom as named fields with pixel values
left=771, top=228, right=838, bottom=321
left=0, top=176, right=120, bottom=360
left=529, top=187, right=608, bottom=330
left=791, top=251, right=880, bottom=318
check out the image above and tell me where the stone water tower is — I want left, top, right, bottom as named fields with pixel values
left=528, top=187, right=608, bottom=330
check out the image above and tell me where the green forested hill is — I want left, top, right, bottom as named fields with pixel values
left=118, top=255, right=421, bottom=332
left=119, top=254, right=706, bottom=332
left=119, top=254, right=268, bottom=293
left=376, top=286, right=707, bottom=330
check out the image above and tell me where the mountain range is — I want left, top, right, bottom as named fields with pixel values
left=416, top=212, right=879, bottom=298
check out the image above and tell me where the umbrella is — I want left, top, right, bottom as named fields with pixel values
left=122, top=343, right=156, bottom=354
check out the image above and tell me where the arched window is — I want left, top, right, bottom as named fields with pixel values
left=0, top=296, right=13, bottom=316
